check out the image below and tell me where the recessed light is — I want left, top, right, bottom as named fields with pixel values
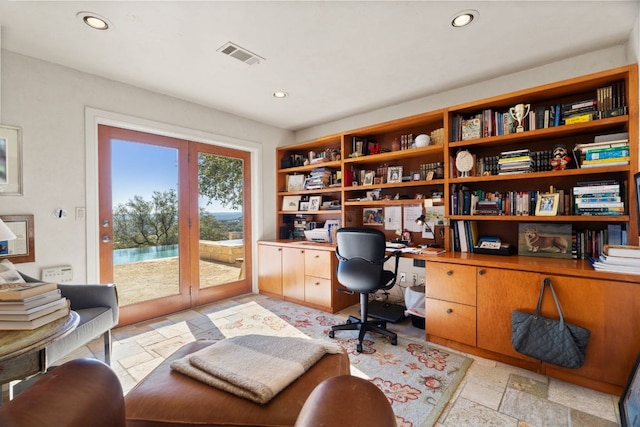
left=273, top=91, right=288, bottom=99
left=451, top=10, right=478, bottom=28
left=77, top=11, right=111, bottom=30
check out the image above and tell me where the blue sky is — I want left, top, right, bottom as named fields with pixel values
left=111, top=139, right=239, bottom=213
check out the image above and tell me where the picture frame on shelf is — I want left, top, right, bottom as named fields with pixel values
left=286, top=174, right=305, bottom=192
left=426, top=170, right=435, bottom=181
left=535, top=193, right=559, bottom=216
left=282, top=195, right=302, bottom=211
left=308, top=196, right=322, bottom=211
left=0, top=214, right=35, bottom=263
left=517, top=223, right=571, bottom=259
left=363, top=208, right=384, bottom=226
left=363, top=171, right=375, bottom=186
left=387, top=166, right=403, bottom=183
left=0, top=125, right=23, bottom=196
left=299, top=201, right=309, bottom=211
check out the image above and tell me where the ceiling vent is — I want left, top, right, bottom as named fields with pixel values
left=218, top=42, right=264, bottom=65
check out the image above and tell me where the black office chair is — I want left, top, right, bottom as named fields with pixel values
left=328, top=227, right=400, bottom=352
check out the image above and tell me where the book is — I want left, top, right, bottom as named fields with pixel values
left=0, top=297, right=68, bottom=320
left=421, top=247, right=446, bottom=256
left=461, top=115, right=482, bottom=141
left=0, top=303, right=70, bottom=330
left=0, top=289, right=61, bottom=310
left=603, top=245, right=640, bottom=259
left=0, top=282, right=58, bottom=301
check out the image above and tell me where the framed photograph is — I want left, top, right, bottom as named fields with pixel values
left=363, top=171, right=375, bottom=186
left=308, top=196, right=322, bottom=211
left=426, top=170, right=435, bottom=181
left=282, top=195, right=302, bottom=211
left=286, top=174, right=305, bottom=192
left=299, top=201, right=309, bottom=211
left=363, top=208, right=384, bottom=226
left=0, top=214, right=35, bottom=263
left=387, top=166, right=403, bottom=183
left=619, top=351, right=640, bottom=427
left=535, top=193, right=559, bottom=216
left=0, top=125, right=23, bottom=195
left=517, top=223, right=571, bottom=259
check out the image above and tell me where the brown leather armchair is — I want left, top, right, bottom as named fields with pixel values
left=0, top=358, right=125, bottom=427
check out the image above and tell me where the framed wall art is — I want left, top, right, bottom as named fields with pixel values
left=0, top=125, right=23, bottom=196
left=387, top=166, right=403, bottom=184
left=0, top=214, right=35, bottom=263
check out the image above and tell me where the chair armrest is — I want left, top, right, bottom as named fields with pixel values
left=0, top=358, right=125, bottom=427
left=294, top=375, right=396, bottom=427
left=57, top=284, right=119, bottom=325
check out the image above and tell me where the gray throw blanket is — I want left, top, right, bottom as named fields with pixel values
left=170, top=334, right=343, bottom=404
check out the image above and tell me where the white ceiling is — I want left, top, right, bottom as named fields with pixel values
left=0, top=1, right=638, bottom=131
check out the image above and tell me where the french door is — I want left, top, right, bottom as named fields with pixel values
left=98, top=125, right=251, bottom=325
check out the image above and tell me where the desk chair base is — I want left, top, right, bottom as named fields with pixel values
left=329, top=295, right=398, bottom=353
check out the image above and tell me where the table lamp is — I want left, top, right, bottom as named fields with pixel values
left=0, top=219, right=17, bottom=255
left=0, top=219, right=17, bottom=241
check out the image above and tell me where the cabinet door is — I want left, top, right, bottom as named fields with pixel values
left=426, top=262, right=476, bottom=306
left=304, top=250, right=332, bottom=279
left=257, top=244, right=283, bottom=296
left=476, top=268, right=540, bottom=358
left=282, top=247, right=305, bottom=301
left=541, top=275, right=607, bottom=384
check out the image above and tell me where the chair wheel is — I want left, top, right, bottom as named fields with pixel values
left=391, top=338, right=397, bottom=346
left=356, top=343, right=363, bottom=352
left=329, top=331, right=335, bottom=339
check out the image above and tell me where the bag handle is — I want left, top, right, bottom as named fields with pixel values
left=534, top=277, right=565, bottom=330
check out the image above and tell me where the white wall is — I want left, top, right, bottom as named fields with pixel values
left=0, top=50, right=293, bottom=283
left=295, top=45, right=632, bottom=143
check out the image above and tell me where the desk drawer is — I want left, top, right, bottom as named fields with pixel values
left=426, top=262, right=476, bottom=306
left=426, top=298, right=476, bottom=347
left=304, top=276, right=332, bottom=306
left=304, top=250, right=332, bottom=279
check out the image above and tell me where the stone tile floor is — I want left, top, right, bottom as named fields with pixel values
left=57, top=293, right=622, bottom=426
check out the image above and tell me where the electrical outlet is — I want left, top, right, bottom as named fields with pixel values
left=399, top=272, right=406, bottom=282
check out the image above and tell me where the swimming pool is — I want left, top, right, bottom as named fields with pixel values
left=113, top=244, right=179, bottom=265
left=113, top=240, right=244, bottom=264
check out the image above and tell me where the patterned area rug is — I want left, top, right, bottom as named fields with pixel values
left=214, top=298, right=473, bottom=427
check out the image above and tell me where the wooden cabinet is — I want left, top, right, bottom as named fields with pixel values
left=425, top=262, right=477, bottom=346
left=427, top=255, right=640, bottom=395
left=257, top=241, right=357, bottom=313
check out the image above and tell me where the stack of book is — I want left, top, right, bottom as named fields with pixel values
left=591, top=245, right=640, bottom=274
left=305, top=167, right=332, bottom=190
left=574, top=132, right=629, bottom=168
left=572, top=179, right=624, bottom=216
left=597, top=80, right=627, bottom=118
left=0, top=282, right=69, bottom=330
left=498, top=149, right=534, bottom=175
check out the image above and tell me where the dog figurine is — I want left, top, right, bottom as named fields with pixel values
left=523, top=228, right=569, bottom=253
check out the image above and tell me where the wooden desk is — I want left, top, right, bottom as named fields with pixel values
left=0, top=311, right=79, bottom=385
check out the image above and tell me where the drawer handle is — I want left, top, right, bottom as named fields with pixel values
left=315, top=281, right=320, bottom=286
left=315, top=255, right=320, bottom=259
left=478, top=269, right=485, bottom=275
left=446, top=308, right=453, bottom=314
left=446, top=271, right=453, bottom=276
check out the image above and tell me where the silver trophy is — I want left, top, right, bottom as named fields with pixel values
left=508, top=103, right=531, bottom=133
